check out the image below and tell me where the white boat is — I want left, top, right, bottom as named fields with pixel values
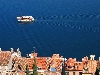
left=17, top=16, right=34, bottom=23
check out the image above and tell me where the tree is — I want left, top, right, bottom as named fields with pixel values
left=97, top=67, right=100, bottom=72
left=26, top=64, right=30, bottom=75
left=33, top=57, right=38, bottom=75
left=95, top=67, right=100, bottom=75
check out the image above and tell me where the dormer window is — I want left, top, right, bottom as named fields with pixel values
left=75, top=66, right=77, bottom=69
left=66, top=72, right=69, bottom=75
left=46, top=57, right=50, bottom=62
left=68, top=66, right=72, bottom=68
left=73, top=72, right=75, bottom=75
left=84, top=67, right=88, bottom=71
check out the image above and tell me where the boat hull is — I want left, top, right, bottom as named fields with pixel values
left=18, top=21, right=33, bottom=24
left=17, top=16, right=34, bottom=23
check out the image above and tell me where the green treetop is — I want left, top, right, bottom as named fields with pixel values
left=33, top=57, right=38, bottom=75
left=26, top=64, right=30, bottom=75
left=95, top=67, right=100, bottom=75
left=97, top=67, right=100, bottom=73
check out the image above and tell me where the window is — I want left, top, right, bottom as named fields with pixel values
left=73, top=72, right=75, bottom=75
left=68, top=66, right=72, bottom=68
left=66, top=72, right=69, bottom=75
left=79, top=72, right=82, bottom=75
left=6, top=73, right=8, bottom=75
left=38, top=67, right=41, bottom=70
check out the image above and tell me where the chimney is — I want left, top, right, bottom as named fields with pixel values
left=90, top=55, right=95, bottom=60
left=99, top=57, right=100, bottom=61
left=82, top=58, right=84, bottom=61
left=17, top=48, right=21, bottom=57
left=26, top=54, right=29, bottom=58
left=10, top=48, right=14, bottom=53
left=74, top=58, right=76, bottom=61
left=0, top=48, right=1, bottom=52
left=33, top=52, right=38, bottom=57
left=17, top=48, right=20, bottom=52
left=29, top=54, right=33, bottom=58
left=10, top=48, right=14, bottom=52
left=29, top=52, right=38, bottom=58
left=85, top=56, right=88, bottom=60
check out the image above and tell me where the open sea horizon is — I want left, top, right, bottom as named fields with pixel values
left=0, top=0, right=100, bottom=61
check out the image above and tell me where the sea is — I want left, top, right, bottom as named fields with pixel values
left=0, top=0, right=100, bottom=61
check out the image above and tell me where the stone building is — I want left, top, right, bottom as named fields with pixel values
left=82, top=55, right=97, bottom=74
left=65, top=58, right=83, bottom=75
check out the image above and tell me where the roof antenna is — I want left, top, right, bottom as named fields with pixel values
left=33, top=47, right=37, bottom=53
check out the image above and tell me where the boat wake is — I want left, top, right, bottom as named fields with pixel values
left=35, top=14, right=100, bottom=20
left=34, top=14, right=100, bottom=33
left=35, top=21, right=100, bottom=33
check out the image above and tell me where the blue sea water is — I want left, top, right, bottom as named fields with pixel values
left=0, top=0, right=100, bottom=60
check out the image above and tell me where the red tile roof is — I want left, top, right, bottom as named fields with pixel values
left=0, top=51, right=11, bottom=66
left=65, top=58, right=83, bottom=71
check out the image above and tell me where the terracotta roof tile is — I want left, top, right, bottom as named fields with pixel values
left=0, top=51, right=11, bottom=66
left=65, top=58, right=83, bottom=71
left=13, top=57, right=30, bottom=70
left=13, top=57, right=47, bottom=71
left=47, top=57, right=63, bottom=71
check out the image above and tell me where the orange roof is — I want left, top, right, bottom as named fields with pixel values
left=0, top=51, right=11, bottom=66
left=65, top=58, right=76, bottom=67
left=46, top=57, right=63, bottom=71
left=13, top=57, right=47, bottom=70
left=29, top=57, right=47, bottom=70
left=13, top=57, right=30, bottom=70
left=65, top=58, right=83, bottom=71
